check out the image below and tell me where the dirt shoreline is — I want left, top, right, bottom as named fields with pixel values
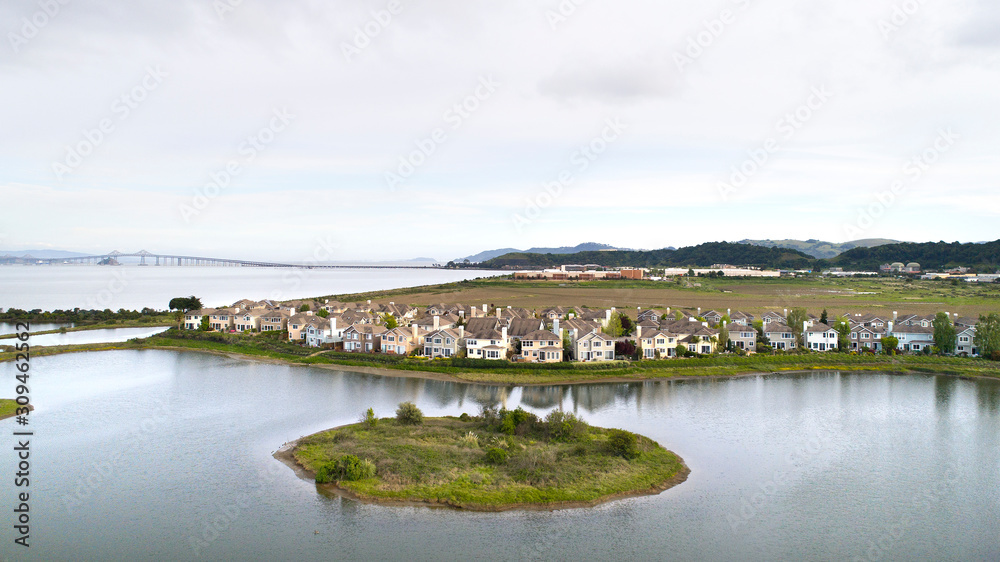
left=273, top=424, right=691, bottom=512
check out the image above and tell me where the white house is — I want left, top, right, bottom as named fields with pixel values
left=956, top=326, right=978, bottom=356
left=805, top=322, right=839, bottom=351
left=578, top=331, right=617, bottom=361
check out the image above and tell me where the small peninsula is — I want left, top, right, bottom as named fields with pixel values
left=282, top=403, right=689, bottom=511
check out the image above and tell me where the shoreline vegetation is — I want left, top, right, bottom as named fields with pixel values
left=3, top=329, right=998, bottom=385
left=276, top=404, right=689, bottom=511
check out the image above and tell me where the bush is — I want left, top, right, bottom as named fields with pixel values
left=497, top=407, right=537, bottom=435
left=395, top=401, right=423, bottom=425
left=360, top=407, right=378, bottom=428
left=484, top=447, right=508, bottom=465
left=315, top=454, right=377, bottom=483
left=458, top=412, right=471, bottom=422
left=606, top=429, right=639, bottom=460
left=544, top=410, right=587, bottom=442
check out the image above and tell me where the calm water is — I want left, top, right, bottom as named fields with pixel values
left=0, top=323, right=72, bottom=336
left=23, top=327, right=168, bottom=346
left=0, top=266, right=498, bottom=311
left=2, top=350, right=998, bottom=561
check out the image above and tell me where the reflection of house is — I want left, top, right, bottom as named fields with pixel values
left=520, top=330, right=562, bottom=362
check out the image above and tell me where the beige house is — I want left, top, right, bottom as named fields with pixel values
left=638, top=329, right=679, bottom=359
left=260, top=310, right=289, bottom=332
left=381, top=325, right=427, bottom=355
left=465, top=327, right=509, bottom=360
left=423, top=328, right=464, bottom=358
left=234, top=309, right=265, bottom=333
left=185, top=308, right=214, bottom=330
left=287, top=313, right=317, bottom=342
left=520, top=330, right=562, bottom=363
left=576, top=331, right=617, bottom=361
left=209, top=308, right=236, bottom=331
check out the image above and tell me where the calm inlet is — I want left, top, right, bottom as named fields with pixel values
left=1, top=350, right=998, bottom=561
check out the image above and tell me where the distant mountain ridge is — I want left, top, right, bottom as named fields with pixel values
left=738, top=239, right=901, bottom=259
left=478, top=242, right=815, bottom=269
left=0, top=249, right=91, bottom=259
left=459, top=243, right=631, bottom=263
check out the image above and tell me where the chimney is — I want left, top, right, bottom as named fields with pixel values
left=784, top=308, right=788, bottom=317
left=459, top=326, right=464, bottom=339
left=501, top=326, right=508, bottom=341
left=307, top=311, right=313, bottom=316
left=367, top=299, right=371, bottom=305
left=636, top=325, right=642, bottom=340
left=727, top=308, right=731, bottom=316
left=569, top=312, right=575, bottom=319
left=893, top=311, right=897, bottom=320
left=390, top=302, right=394, bottom=305
left=888, top=321, right=894, bottom=334
left=459, top=310, right=465, bottom=318
left=411, top=323, right=417, bottom=339
left=483, top=304, right=487, bottom=313
left=331, top=317, right=337, bottom=331
left=803, top=321, right=809, bottom=336
left=433, top=315, right=440, bottom=330
left=698, top=307, right=702, bottom=315
left=605, top=309, right=612, bottom=324
left=667, top=307, right=671, bottom=315
left=553, top=319, right=560, bottom=335
left=573, top=328, right=578, bottom=341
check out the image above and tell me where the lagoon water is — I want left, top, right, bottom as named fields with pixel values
left=0, top=266, right=499, bottom=311
left=24, top=327, right=169, bottom=346
left=2, top=350, right=999, bottom=561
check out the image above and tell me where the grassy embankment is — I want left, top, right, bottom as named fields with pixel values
left=290, top=409, right=687, bottom=510
left=4, top=329, right=997, bottom=385
left=0, top=399, right=19, bottom=420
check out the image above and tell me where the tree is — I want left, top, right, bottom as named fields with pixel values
left=168, top=296, right=202, bottom=329
left=786, top=308, right=809, bottom=346
left=717, top=322, right=729, bottom=352
left=604, top=313, right=624, bottom=337
left=299, top=304, right=310, bottom=312
left=618, top=313, right=634, bottom=337
left=381, top=313, right=398, bottom=329
left=974, top=313, right=1000, bottom=358
left=395, top=402, right=423, bottom=425
left=687, top=268, right=695, bottom=277
left=316, top=309, right=329, bottom=318
left=820, top=309, right=829, bottom=325
left=834, top=320, right=852, bottom=352
left=932, top=312, right=957, bottom=354
left=562, top=331, right=573, bottom=361
left=199, top=315, right=210, bottom=331
left=882, top=335, right=899, bottom=356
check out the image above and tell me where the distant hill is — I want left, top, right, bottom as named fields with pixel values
left=0, top=249, right=90, bottom=259
left=478, top=242, right=815, bottom=270
left=827, top=240, right=1000, bottom=271
left=459, top=242, right=629, bottom=263
left=739, top=238, right=900, bottom=259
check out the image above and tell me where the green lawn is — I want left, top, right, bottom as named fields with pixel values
left=293, top=414, right=686, bottom=510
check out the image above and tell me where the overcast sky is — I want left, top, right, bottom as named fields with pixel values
left=2, top=0, right=998, bottom=261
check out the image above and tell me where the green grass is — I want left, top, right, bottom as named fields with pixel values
left=0, top=399, right=19, bottom=419
left=292, top=416, right=686, bottom=510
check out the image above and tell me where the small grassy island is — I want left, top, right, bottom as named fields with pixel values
left=285, top=403, right=688, bottom=511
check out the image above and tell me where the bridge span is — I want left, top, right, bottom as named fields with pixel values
left=1, top=250, right=441, bottom=269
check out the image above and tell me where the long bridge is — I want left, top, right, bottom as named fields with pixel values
left=0, top=250, right=441, bottom=269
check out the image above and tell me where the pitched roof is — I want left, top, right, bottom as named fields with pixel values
left=522, top=330, right=561, bottom=341
left=507, top=318, right=545, bottom=337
